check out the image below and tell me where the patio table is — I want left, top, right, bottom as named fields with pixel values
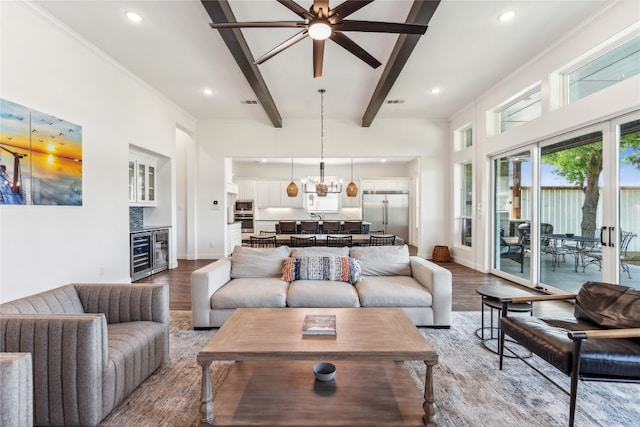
left=543, top=234, right=600, bottom=272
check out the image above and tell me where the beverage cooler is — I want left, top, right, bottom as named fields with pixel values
left=130, top=228, right=170, bottom=281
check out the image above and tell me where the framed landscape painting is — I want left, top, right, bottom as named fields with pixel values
left=0, top=98, right=82, bottom=205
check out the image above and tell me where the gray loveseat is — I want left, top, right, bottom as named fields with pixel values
left=0, top=283, right=169, bottom=426
left=192, top=245, right=452, bottom=328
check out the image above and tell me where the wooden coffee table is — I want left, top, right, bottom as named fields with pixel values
left=197, top=308, right=439, bottom=426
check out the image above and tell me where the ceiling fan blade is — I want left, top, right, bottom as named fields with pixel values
left=313, top=39, right=325, bottom=78
left=209, top=21, right=304, bottom=29
left=312, top=0, right=330, bottom=19
left=330, top=32, right=381, bottom=69
left=278, top=0, right=315, bottom=20
left=328, top=0, right=374, bottom=22
left=254, top=30, right=308, bottom=65
left=334, top=20, right=427, bottom=35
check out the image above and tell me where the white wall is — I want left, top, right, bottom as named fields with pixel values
left=194, top=118, right=448, bottom=259
left=0, top=2, right=195, bottom=301
left=449, top=0, right=640, bottom=271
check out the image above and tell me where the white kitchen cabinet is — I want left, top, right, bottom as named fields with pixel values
left=257, top=181, right=299, bottom=208
left=256, top=181, right=271, bottom=207
left=236, top=180, right=256, bottom=201
left=129, top=152, right=157, bottom=207
left=227, top=222, right=242, bottom=255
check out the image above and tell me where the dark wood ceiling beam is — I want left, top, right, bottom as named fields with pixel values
left=201, top=0, right=282, bottom=127
left=362, top=0, right=440, bottom=127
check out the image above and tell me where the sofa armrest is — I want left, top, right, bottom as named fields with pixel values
left=0, top=314, right=108, bottom=426
left=568, top=327, right=640, bottom=340
left=191, top=258, right=232, bottom=328
left=499, top=294, right=577, bottom=304
left=410, top=256, right=452, bottom=326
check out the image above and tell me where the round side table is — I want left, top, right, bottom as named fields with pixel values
left=475, top=284, right=534, bottom=357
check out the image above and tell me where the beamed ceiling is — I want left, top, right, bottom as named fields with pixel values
left=34, top=0, right=609, bottom=127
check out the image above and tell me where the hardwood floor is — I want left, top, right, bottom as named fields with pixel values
left=136, top=259, right=573, bottom=316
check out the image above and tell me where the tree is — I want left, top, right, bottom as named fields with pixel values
left=542, top=131, right=640, bottom=238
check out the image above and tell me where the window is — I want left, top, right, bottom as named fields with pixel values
left=566, top=35, right=640, bottom=104
left=455, top=125, right=473, bottom=150
left=496, top=85, right=542, bottom=133
left=459, top=162, right=473, bottom=247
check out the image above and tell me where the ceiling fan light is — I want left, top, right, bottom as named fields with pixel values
left=308, top=21, right=332, bottom=40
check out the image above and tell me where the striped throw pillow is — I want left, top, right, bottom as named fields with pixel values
left=282, top=256, right=362, bottom=285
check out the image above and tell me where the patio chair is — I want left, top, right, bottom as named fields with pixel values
left=500, top=237, right=525, bottom=273
left=250, top=235, right=277, bottom=248
left=620, top=231, right=637, bottom=279
left=583, top=230, right=636, bottom=279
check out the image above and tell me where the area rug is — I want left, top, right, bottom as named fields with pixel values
left=98, top=311, right=639, bottom=427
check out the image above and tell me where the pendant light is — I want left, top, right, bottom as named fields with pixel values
left=286, top=158, right=298, bottom=197
left=346, top=158, right=358, bottom=197
left=302, top=89, right=342, bottom=197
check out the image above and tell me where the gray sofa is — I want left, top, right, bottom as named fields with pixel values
left=192, top=245, right=452, bottom=328
left=0, top=283, right=169, bottom=427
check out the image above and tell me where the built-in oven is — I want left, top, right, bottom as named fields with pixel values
left=234, top=200, right=254, bottom=214
left=235, top=214, right=254, bottom=233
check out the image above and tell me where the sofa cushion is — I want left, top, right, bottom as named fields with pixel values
left=574, top=282, right=640, bottom=328
left=355, top=276, right=432, bottom=307
left=211, top=278, right=289, bottom=309
left=287, top=280, right=360, bottom=308
left=349, top=245, right=411, bottom=276
left=105, top=321, right=168, bottom=411
left=291, top=247, right=349, bottom=257
left=282, top=256, right=362, bottom=285
left=230, top=245, right=291, bottom=279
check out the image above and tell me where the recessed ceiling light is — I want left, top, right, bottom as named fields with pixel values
left=126, top=12, right=143, bottom=22
left=431, top=87, right=441, bottom=94
left=203, top=88, right=213, bottom=96
left=498, top=11, right=515, bottom=22
left=380, top=159, right=386, bottom=163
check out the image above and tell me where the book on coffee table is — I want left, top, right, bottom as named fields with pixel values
left=302, top=314, right=336, bottom=336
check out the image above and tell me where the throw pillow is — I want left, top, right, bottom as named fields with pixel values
left=230, top=245, right=291, bottom=278
left=282, top=256, right=362, bottom=285
left=349, top=245, right=411, bottom=276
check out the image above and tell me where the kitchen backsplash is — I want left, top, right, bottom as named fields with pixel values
left=129, top=207, right=144, bottom=230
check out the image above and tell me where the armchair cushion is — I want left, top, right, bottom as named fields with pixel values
left=574, top=281, right=640, bottom=329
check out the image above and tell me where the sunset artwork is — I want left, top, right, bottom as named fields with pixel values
left=0, top=98, right=82, bottom=205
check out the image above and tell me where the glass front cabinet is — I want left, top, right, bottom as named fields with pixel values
left=129, top=151, right=157, bottom=206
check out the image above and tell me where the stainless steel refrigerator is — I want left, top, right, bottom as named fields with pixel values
left=362, top=191, right=409, bottom=242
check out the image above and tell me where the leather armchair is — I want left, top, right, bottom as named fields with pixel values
left=497, top=282, right=640, bottom=427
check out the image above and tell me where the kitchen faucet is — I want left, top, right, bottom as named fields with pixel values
left=309, top=212, right=323, bottom=220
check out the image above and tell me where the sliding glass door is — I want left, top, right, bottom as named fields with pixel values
left=493, top=151, right=532, bottom=280
left=491, top=111, right=640, bottom=291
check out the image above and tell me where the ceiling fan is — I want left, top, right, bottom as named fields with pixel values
left=208, top=0, right=428, bottom=78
